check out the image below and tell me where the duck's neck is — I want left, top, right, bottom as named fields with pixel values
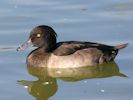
left=43, top=38, right=57, bottom=52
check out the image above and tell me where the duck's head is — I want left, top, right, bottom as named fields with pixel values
left=17, top=25, right=57, bottom=51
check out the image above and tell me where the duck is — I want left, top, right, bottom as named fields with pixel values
left=17, top=25, right=128, bottom=68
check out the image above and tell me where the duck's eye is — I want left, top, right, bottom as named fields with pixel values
left=36, top=33, right=41, bottom=38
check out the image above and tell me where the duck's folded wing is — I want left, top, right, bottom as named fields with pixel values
left=53, top=41, right=114, bottom=56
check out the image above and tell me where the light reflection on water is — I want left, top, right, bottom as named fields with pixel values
left=0, top=0, right=133, bottom=100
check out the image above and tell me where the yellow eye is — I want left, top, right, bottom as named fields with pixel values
left=36, top=33, right=41, bottom=38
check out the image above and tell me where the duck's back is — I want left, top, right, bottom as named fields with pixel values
left=54, top=41, right=114, bottom=55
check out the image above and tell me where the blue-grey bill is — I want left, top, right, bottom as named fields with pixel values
left=17, top=39, right=32, bottom=51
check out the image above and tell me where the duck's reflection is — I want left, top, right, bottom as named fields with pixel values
left=47, top=61, right=127, bottom=81
left=18, top=67, right=57, bottom=100
left=18, top=61, right=126, bottom=100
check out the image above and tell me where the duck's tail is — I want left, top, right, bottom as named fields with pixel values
left=114, top=43, right=128, bottom=50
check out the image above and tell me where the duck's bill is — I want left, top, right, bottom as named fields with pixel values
left=17, top=39, right=32, bottom=51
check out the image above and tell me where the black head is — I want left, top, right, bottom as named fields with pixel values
left=30, top=25, right=57, bottom=47
left=17, top=25, right=57, bottom=52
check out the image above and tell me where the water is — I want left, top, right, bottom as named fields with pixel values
left=0, top=0, right=133, bottom=100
